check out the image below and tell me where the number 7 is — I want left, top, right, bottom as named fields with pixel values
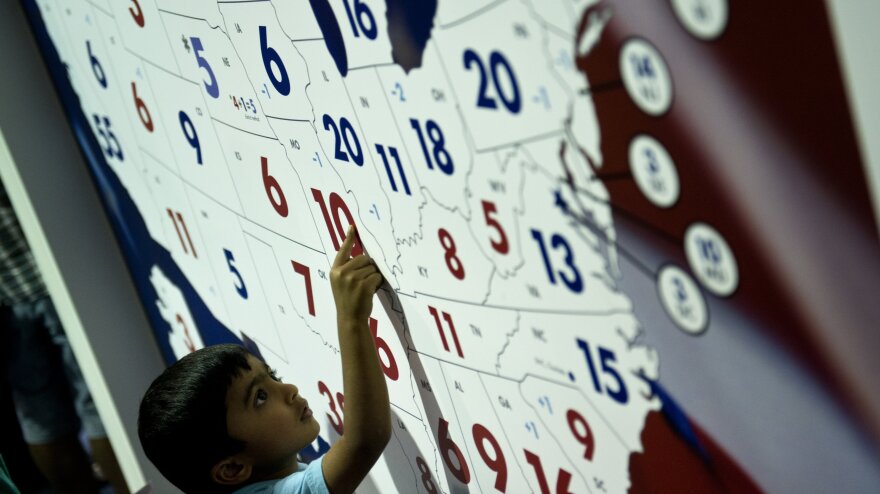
left=291, top=261, right=315, bottom=316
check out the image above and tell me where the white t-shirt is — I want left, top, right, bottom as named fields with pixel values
left=232, top=457, right=329, bottom=494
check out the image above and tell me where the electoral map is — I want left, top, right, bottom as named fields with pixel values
left=25, top=0, right=880, bottom=492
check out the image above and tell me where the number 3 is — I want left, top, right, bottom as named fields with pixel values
left=129, top=0, right=144, bottom=27
left=318, top=381, right=344, bottom=435
left=92, top=114, right=123, bottom=160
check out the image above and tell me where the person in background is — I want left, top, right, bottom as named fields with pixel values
left=0, top=180, right=129, bottom=494
left=0, top=454, right=22, bottom=494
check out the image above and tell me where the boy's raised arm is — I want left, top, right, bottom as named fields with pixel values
left=321, top=226, right=392, bottom=494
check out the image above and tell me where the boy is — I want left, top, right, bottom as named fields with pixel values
left=138, top=226, right=391, bottom=493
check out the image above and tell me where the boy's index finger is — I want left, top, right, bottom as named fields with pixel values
left=333, top=225, right=357, bottom=266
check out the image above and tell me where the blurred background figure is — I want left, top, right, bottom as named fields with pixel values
left=0, top=179, right=129, bottom=494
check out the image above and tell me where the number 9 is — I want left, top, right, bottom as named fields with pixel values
left=179, top=111, right=202, bottom=165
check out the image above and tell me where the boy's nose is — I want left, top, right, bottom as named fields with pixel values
left=285, top=383, right=299, bottom=403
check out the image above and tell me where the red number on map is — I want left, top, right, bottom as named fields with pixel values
left=438, top=418, right=471, bottom=484
left=311, top=188, right=363, bottom=257
left=262, top=157, right=289, bottom=217
left=438, top=228, right=465, bottom=280
left=416, top=456, right=439, bottom=493
left=318, top=380, right=344, bottom=435
left=131, top=82, right=153, bottom=132
left=291, top=261, right=315, bottom=316
left=481, top=201, right=509, bottom=254
left=473, top=423, right=508, bottom=492
left=524, top=450, right=573, bottom=494
left=428, top=306, right=463, bottom=358
left=167, top=208, right=197, bottom=258
left=175, top=314, right=196, bottom=353
left=370, top=318, right=399, bottom=381
left=566, top=409, right=595, bottom=461
left=129, top=0, right=144, bottom=27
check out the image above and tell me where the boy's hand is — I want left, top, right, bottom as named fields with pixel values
left=330, top=225, right=383, bottom=323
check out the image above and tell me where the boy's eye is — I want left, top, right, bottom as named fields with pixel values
left=269, top=368, right=282, bottom=382
left=255, top=389, right=268, bottom=407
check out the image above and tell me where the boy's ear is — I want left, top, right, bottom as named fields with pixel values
left=211, top=457, right=252, bottom=486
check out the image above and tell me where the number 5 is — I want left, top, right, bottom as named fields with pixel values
left=577, top=339, right=628, bottom=404
left=223, top=249, right=248, bottom=299
left=190, top=37, right=219, bottom=98
left=482, top=200, right=509, bottom=254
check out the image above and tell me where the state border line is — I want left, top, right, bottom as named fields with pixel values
left=265, top=115, right=312, bottom=123
left=517, top=372, right=638, bottom=452
left=211, top=117, right=278, bottom=140
left=438, top=0, right=510, bottom=30
left=391, top=402, right=424, bottom=423
left=474, top=129, right=566, bottom=154
left=138, top=145, right=325, bottom=255
left=233, top=224, right=293, bottom=364
left=408, top=290, right=635, bottom=316
left=85, top=0, right=112, bottom=19
left=124, top=46, right=198, bottom=87
left=157, top=8, right=212, bottom=23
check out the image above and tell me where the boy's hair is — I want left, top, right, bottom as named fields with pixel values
left=138, top=344, right=253, bottom=493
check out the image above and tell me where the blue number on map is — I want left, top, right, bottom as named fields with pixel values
left=223, top=249, right=248, bottom=299
left=410, top=119, right=453, bottom=175
left=92, top=115, right=123, bottom=160
left=576, top=338, right=628, bottom=404
left=259, top=26, right=291, bottom=96
left=375, top=144, right=411, bottom=195
left=530, top=229, right=583, bottom=293
left=463, top=49, right=521, bottom=114
left=343, top=0, right=377, bottom=40
left=178, top=111, right=202, bottom=165
left=322, top=115, right=364, bottom=166
left=87, top=41, right=107, bottom=89
left=190, top=37, right=219, bottom=99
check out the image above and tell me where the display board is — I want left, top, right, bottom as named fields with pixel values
left=22, top=0, right=880, bottom=492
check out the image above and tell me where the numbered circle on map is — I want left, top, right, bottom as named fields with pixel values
left=657, top=265, right=709, bottom=335
left=684, top=223, right=739, bottom=296
left=619, top=38, right=673, bottom=116
left=629, top=134, right=680, bottom=208
left=671, top=0, right=729, bottom=40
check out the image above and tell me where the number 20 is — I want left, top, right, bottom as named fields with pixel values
left=463, top=49, right=521, bottom=114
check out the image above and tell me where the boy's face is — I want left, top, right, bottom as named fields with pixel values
left=225, top=354, right=320, bottom=477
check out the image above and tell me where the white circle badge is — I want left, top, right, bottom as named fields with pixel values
left=671, top=0, right=729, bottom=41
left=619, top=38, right=673, bottom=116
left=684, top=223, right=739, bottom=297
left=629, top=134, right=680, bottom=208
left=658, top=265, right=709, bottom=335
